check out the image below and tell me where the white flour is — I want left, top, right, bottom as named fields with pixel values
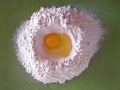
left=14, top=6, right=104, bottom=84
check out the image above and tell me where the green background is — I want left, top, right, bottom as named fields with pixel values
left=0, top=0, right=120, bottom=90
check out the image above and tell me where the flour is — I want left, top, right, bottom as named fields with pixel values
left=15, top=5, right=104, bottom=84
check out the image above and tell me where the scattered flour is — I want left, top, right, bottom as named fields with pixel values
left=14, top=5, right=104, bottom=84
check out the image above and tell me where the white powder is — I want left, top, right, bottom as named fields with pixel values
left=14, top=5, right=104, bottom=84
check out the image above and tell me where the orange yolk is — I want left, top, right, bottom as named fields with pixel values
left=43, top=33, right=72, bottom=57
left=44, top=33, right=60, bottom=49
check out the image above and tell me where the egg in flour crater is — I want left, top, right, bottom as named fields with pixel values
left=14, top=5, right=104, bottom=84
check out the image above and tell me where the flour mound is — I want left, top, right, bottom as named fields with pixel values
left=15, top=6, right=104, bottom=84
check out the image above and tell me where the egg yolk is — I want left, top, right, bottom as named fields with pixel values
left=43, top=33, right=72, bottom=57
left=44, top=33, right=60, bottom=49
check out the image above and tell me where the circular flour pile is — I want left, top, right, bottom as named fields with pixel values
left=14, top=6, right=104, bottom=84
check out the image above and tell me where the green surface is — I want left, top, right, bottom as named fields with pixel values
left=0, top=0, right=120, bottom=90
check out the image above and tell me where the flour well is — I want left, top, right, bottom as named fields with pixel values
left=15, top=6, right=104, bottom=84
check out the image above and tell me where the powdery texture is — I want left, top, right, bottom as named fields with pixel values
left=15, top=6, right=104, bottom=84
